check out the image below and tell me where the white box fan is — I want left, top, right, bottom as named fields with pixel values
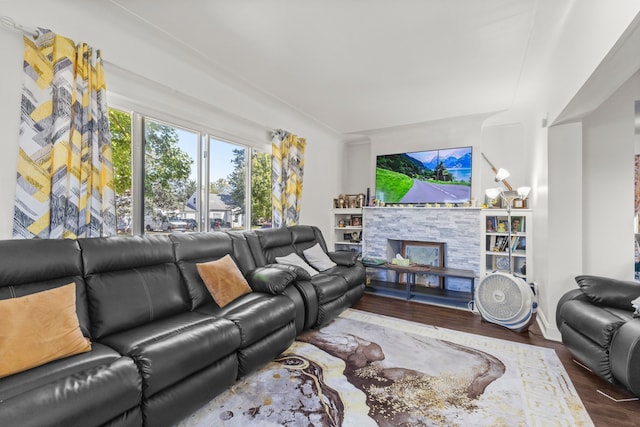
left=475, top=272, right=537, bottom=333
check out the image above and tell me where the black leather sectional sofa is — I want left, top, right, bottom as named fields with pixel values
left=556, top=275, right=640, bottom=396
left=0, top=225, right=365, bottom=427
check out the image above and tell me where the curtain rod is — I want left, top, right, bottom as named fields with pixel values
left=0, top=16, right=39, bottom=39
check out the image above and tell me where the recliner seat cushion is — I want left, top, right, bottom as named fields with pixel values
left=99, top=311, right=240, bottom=397
left=197, top=293, right=296, bottom=347
left=322, top=264, right=366, bottom=289
left=310, top=275, right=349, bottom=304
left=0, top=343, right=141, bottom=427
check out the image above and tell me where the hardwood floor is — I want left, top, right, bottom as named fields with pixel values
left=352, top=293, right=640, bottom=427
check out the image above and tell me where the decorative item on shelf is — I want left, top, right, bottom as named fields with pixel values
left=351, top=215, right=362, bottom=227
left=391, top=254, right=411, bottom=266
left=357, top=193, right=365, bottom=208
left=338, top=194, right=345, bottom=208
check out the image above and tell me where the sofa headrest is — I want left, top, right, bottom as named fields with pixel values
left=79, top=235, right=174, bottom=274
left=171, top=232, right=234, bottom=261
left=255, top=228, right=293, bottom=249
left=290, top=225, right=316, bottom=244
left=576, top=275, right=640, bottom=311
left=0, top=238, right=82, bottom=284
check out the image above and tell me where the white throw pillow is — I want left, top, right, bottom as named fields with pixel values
left=303, top=243, right=337, bottom=271
left=275, top=253, right=319, bottom=277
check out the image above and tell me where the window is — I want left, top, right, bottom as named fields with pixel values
left=208, top=138, right=246, bottom=230
left=143, top=119, right=197, bottom=233
left=108, top=108, right=270, bottom=235
left=109, top=109, right=133, bottom=235
left=251, top=150, right=272, bottom=228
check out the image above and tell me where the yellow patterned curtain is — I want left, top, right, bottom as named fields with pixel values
left=271, top=130, right=306, bottom=228
left=13, top=29, right=115, bottom=239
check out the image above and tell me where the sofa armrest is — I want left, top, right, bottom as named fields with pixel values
left=327, top=251, right=358, bottom=267
left=264, top=263, right=312, bottom=281
left=245, top=267, right=297, bottom=295
left=556, top=288, right=590, bottom=329
left=610, top=319, right=640, bottom=396
left=575, top=275, right=640, bottom=311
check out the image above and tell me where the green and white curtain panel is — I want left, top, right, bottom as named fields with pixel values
left=14, top=29, right=115, bottom=239
left=271, top=130, right=306, bottom=228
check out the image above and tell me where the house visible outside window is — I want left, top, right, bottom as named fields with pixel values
left=109, top=108, right=271, bottom=235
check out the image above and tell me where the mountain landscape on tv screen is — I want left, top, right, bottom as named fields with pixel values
left=422, top=151, right=472, bottom=171
left=375, top=147, right=472, bottom=204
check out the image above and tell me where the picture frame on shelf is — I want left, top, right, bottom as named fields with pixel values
left=400, top=241, right=445, bottom=287
left=511, top=216, right=524, bottom=233
left=486, top=217, right=497, bottom=232
left=343, top=233, right=353, bottom=241
left=351, top=215, right=362, bottom=227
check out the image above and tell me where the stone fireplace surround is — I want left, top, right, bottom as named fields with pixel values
left=362, top=207, right=481, bottom=291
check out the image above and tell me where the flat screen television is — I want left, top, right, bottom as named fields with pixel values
left=375, top=146, right=472, bottom=204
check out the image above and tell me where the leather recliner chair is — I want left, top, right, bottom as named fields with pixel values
left=556, top=275, right=640, bottom=396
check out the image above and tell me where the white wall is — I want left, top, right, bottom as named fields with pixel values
left=544, top=122, right=583, bottom=340
left=343, top=140, right=371, bottom=197
left=582, top=71, right=640, bottom=278
left=0, top=0, right=344, bottom=239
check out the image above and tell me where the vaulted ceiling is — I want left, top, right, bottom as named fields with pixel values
left=111, top=0, right=572, bottom=134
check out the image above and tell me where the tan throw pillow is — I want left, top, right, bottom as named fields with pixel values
left=0, top=282, right=92, bottom=378
left=197, top=254, right=252, bottom=307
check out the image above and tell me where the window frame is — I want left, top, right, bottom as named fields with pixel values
left=110, top=107, right=268, bottom=235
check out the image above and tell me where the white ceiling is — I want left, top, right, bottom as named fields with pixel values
left=111, top=0, right=569, bottom=135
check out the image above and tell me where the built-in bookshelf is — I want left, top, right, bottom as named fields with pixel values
left=330, top=208, right=363, bottom=254
left=481, top=209, right=532, bottom=283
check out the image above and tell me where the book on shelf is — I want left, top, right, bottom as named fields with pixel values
left=510, top=236, right=519, bottom=252
left=500, top=236, right=509, bottom=252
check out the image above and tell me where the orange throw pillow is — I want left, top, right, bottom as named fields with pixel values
left=197, top=254, right=252, bottom=307
left=0, top=282, right=92, bottom=378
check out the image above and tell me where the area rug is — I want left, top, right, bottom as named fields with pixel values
left=178, top=309, right=593, bottom=426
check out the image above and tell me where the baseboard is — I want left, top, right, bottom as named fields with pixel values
left=535, top=308, right=562, bottom=342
